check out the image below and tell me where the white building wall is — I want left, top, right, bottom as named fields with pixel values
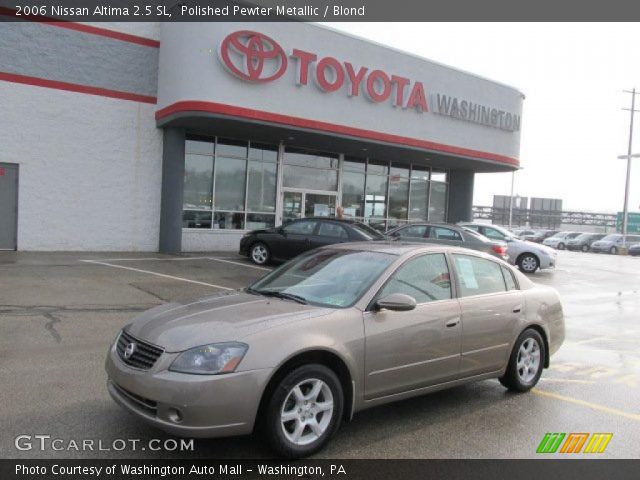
left=0, top=81, right=163, bottom=251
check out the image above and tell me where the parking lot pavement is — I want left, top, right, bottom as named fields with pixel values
left=0, top=249, right=638, bottom=459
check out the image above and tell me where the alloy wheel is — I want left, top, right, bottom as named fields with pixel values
left=280, top=378, right=334, bottom=446
left=516, top=338, right=541, bottom=383
left=520, top=255, right=538, bottom=273
left=251, top=244, right=268, bottom=264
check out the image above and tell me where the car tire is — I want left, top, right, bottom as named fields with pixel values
left=263, top=364, right=343, bottom=458
left=557, top=242, right=565, bottom=250
left=610, top=246, right=617, bottom=255
left=499, top=329, right=546, bottom=392
left=517, top=253, right=539, bottom=274
left=581, top=244, right=589, bottom=252
left=250, top=242, right=271, bottom=265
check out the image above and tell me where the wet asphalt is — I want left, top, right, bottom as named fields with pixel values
left=0, top=249, right=638, bottom=459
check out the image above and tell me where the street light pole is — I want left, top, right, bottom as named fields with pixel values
left=622, top=89, right=640, bottom=237
left=508, top=170, right=515, bottom=229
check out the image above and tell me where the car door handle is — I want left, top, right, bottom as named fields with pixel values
left=445, top=318, right=460, bottom=328
left=512, top=305, right=522, bottom=313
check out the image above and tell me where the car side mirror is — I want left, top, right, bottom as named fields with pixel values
left=375, top=293, right=417, bottom=312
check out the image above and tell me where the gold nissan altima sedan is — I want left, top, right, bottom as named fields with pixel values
left=106, top=242, right=565, bottom=457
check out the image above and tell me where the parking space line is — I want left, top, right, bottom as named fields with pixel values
left=540, top=378, right=597, bottom=385
left=206, top=257, right=272, bottom=271
left=533, top=388, right=640, bottom=421
left=81, top=260, right=234, bottom=290
left=81, top=256, right=214, bottom=262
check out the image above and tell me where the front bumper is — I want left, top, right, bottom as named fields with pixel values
left=538, top=254, right=556, bottom=269
left=105, top=343, right=272, bottom=438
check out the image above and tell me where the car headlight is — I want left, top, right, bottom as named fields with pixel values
left=169, top=342, right=248, bottom=375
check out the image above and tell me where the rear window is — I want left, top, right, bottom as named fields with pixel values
left=351, top=223, right=385, bottom=240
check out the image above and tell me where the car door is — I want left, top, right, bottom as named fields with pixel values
left=309, top=221, right=349, bottom=249
left=364, top=253, right=462, bottom=399
left=427, top=226, right=464, bottom=247
left=451, top=253, right=524, bottom=377
left=271, top=219, right=318, bottom=259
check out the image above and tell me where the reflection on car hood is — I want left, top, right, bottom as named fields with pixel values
left=126, top=291, right=330, bottom=352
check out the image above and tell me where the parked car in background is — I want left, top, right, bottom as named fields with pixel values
left=542, top=232, right=581, bottom=250
left=106, top=243, right=565, bottom=457
left=386, top=223, right=508, bottom=260
left=566, top=233, right=606, bottom=252
left=512, top=229, right=536, bottom=239
left=239, top=217, right=385, bottom=265
left=629, top=243, right=640, bottom=256
left=591, top=234, right=640, bottom=254
left=523, top=230, right=560, bottom=243
left=460, top=223, right=557, bottom=273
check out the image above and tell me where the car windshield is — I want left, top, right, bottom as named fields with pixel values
left=248, top=249, right=396, bottom=308
left=574, top=233, right=593, bottom=241
left=351, top=223, right=386, bottom=240
left=601, top=234, right=622, bottom=242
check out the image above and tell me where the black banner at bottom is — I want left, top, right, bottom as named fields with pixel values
left=2, top=459, right=639, bottom=480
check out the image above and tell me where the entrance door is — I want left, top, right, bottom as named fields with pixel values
left=0, top=163, right=18, bottom=250
left=282, top=190, right=336, bottom=223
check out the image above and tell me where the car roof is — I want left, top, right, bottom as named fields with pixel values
left=288, top=217, right=364, bottom=225
left=318, top=240, right=499, bottom=259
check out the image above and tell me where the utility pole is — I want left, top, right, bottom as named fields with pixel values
left=621, top=89, right=640, bottom=238
left=508, top=171, right=515, bottom=229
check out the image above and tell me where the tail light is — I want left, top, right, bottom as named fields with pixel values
left=492, top=245, right=507, bottom=256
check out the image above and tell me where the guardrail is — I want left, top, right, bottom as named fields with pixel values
left=473, top=206, right=617, bottom=229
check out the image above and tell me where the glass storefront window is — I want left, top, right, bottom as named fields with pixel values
left=185, top=138, right=214, bottom=155
left=341, top=170, right=365, bottom=217
left=183, top=210, right=212, bottom=229
left=216, top=138, right=248, bottom=158
left=183, top=154, right=213, bottom=209
left=284, top=166, right=338, bottom=190
left=214, top=156, right=246, bottom=211
left=249, top=143, right=278, bottom=162
left=429, top=181, right=448, bottom=222
left=214, top=212, right=245, bottom=229
left=247, top=160, right=277, bottom=212
left=284, top=148, right=338, bottom=169
left=283, top=147, right=339, bottom=190
left=181, top=135, right=450, bottom=231
left=431, top=169, right=447, bottom=183
left=246, top=213, right=275, bottom=230
left=365, top=173, right=387, bottom=220
left=409, top=165, right=429, bottom=220
left=388, top=165, right=409, bottom=220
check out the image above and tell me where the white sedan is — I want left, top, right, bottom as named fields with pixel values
left=460, top=223, right=557, bottom=273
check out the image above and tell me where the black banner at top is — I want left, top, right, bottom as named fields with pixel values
left=1, top=0, right=640, bottom=21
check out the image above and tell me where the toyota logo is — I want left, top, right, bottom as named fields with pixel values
left=123, top=342, right=137, bottom=359
left=219, top=30, right=288, bottom=83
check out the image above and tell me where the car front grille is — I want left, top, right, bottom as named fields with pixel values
left=112, top=382, right=158, bottom=417
left=116, top=330, right=164, bottom=370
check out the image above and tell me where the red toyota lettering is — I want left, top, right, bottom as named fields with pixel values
left=366, top=70, right=392, bottom=103
left=291, top=49, right=317, bottom=86
left=315, top=57, right=345, bottom=92
left=406, top=81, right=428, bottom=112
left=344, top=62, right=368, bottom=97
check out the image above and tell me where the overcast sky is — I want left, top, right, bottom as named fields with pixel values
left=327, top=23, right=640, bottom=213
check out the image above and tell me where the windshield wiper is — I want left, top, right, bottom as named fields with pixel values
left=254, top=290, right=308, bottom=304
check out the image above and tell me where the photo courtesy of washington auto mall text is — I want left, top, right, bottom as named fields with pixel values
left=1, top=0, right=640, bottom=479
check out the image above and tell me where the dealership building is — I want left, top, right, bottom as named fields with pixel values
left=0, top=18, right=523, bottom=252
